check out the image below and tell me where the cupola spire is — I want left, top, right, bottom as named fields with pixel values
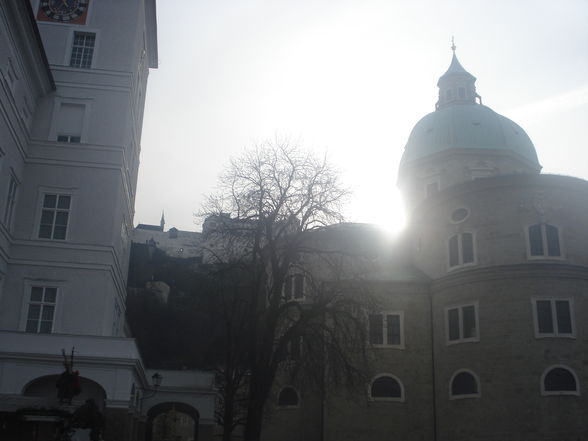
left=436, top=40, right=481, bottom=109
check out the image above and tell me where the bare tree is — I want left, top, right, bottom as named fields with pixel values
left=200, top=139, right=375, bottom=441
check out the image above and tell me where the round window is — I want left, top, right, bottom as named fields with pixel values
left=451, top=208, right=469, bottom=223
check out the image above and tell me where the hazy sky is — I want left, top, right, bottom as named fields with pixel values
left=135, top=0, right=588, bottom=232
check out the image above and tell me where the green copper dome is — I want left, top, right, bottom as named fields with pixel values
left=400, top=103, right=540, bottom=165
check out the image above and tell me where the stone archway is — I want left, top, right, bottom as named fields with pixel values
left=146, top=402, right=199, bottom=441
left=22, top=374, right=107, bottom=409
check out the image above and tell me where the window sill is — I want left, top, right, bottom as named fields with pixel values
left=449, top=393, right=480, bottom=400
left=527, top=255, right=565, bottom=261
left=447, top=262, right=477, bottom=272
left=541, top=390, right=580, bottom=397
left=446, top=337, right=479, bottom=346
left=368, top=397, right=405, bottom=403
left=369, top=344, right=405, bottom=350
left=534, top=334, right=576, bottom=339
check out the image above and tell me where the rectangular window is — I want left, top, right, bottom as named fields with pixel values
left=38, top=193, right=71, bottom=240
left=533, top=299, right=574, bottom=338
left=446, top=303, right=479, bottom=344
left=448, top=232, right=475, bottom=268
left=57, top=135, right=81, bottom=143
left=368, top=312, right=404, bottom=348
left=528, top=224, right=561, bottom=258
left=26, top=286, right=57, bottom=333
left=3, top=175, right=17, bottom=227
left=55, top=103, right=85, bottom=143
left=70, top=32, right=95, bottom=68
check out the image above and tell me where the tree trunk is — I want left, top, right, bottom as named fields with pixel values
left=243, top=400, right=264, bottom=441
left=222, top=393, right=235, bottom=441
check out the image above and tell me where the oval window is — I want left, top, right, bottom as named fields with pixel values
left=451, top=208, right=469, bottom=223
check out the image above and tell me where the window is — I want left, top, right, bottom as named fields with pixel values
left=57, top=135, right=81, bottom=143
left=446, top=89, right=453, bottom=100
left=528, top=223, right=561, bottom=257
left=38, top=193, right=71, bottom=240
left=25, top=286, right=57, bottom=333
left=287, top=335, right=303, bottom=360
left=284, top=274, right=304, bottom=301
left=369, top=375, right=404, bottom=402
left=70, top=32, right=95, bottom=68
left=450, top=208, right=469, bottom=223
left=458, top=87, right=466, bottom=99
left=55, top=103, right=85, bottom=143
left=446, top=303, right=478, bottom=344
left=450, top=370, right=480, bottom=399
left=532, top=299, right=574, bottom=338
left=448, top=232, right=475, bottom=268
left=541, top=366, right=579, bottom=396
left=277, top=387, right=299, bottom=407
left=3, top=175, right=17, bottom=227
left=368, top=312, right=404, bottom=348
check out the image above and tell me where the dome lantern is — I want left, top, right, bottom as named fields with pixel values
left=436, top=40, right=481, bottom=109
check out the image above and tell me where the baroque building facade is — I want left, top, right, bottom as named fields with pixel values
left=260, top=50, right=588, bottom=441
left=0, top=2, right=215, bottom=440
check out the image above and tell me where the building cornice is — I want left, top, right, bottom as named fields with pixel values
left=431, top=263, right=588, bottom=291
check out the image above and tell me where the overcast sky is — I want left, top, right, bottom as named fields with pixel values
left=135, top=0, right=588, bottom=232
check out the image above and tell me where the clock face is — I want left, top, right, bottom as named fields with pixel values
left=38, top=0, right=90, bottom=24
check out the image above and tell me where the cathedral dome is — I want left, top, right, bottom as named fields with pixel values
left=400, top=103, right=540, bottom=166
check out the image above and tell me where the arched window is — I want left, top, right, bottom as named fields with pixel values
left=449, top=370, right=480, bottom=399
left=448, top=232, right=475, bottom=268
left=528, top=223, right=561, bottom=257
left=542, top=366, right=579, bottom=396
left=369, top=375, right=404, bottom=402
left=277, top=387, right=299, bottom=407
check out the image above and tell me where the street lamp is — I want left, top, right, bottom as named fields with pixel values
left=140, top=372, right=163, bottom=402
left=151, top=372, right=163, bottom=388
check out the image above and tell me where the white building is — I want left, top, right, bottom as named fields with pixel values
left=0, top=2, right=214, bottom=440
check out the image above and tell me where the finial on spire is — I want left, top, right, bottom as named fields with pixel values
left=451, top=36, right=456, bottom=53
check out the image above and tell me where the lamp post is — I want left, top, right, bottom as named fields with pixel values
left=141, top=372, right=163, bottom=403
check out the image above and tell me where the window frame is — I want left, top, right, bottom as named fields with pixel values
left=445, top=302, right=479, bottom=345
left=19, top=280, right=64, bottom=334
left=283, top=272, right=306, bottom=302
left=368, top=374, right=405, bottom=402
left=447, top=230, right=477, bottom=271
left=531, top=298, right=575, bottom=339
left=66, top=30, right=99, bottom=69
left=541, top=365, right=580, bottom=396
left=449, top=369, right=481, bottom=400
left=449, top=207, right=470, bottom=224
left=525, top=223, right=564, bottom=260
left=34, top=188, right=77, bottom=241
left=368, top=311, right=405, bottom=349
left=49, top=98, right=92, bottom=143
